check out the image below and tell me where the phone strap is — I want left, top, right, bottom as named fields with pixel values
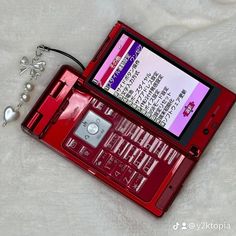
left=2, top=45, right=85, bottom=127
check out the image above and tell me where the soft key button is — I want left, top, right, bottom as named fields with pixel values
left=65, top=138, right=77, bottom=149
left=78, top=146, right=92, bottom=160
left=104, top=107, right=116, bottom=118
left=93, top=100, right=106, bottom=111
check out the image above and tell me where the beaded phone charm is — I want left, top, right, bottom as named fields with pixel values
left=2, top=45, right=85, bottom=127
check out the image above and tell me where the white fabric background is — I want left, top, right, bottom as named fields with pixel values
left=0, top=0, right=235, bottom=235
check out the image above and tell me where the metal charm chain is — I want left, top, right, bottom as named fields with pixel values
left=2, top=45, right=48, bottom=127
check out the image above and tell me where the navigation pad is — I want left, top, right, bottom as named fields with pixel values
left=74, top=110, right=111, bottom=148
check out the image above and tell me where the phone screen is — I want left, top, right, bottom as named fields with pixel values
left=90, top=33, right=211, bottom=137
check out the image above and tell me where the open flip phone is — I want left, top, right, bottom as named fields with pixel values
left=22, top=21, right=235, bottom=217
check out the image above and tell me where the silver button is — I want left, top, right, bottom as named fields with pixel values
left=74, top=110, right=111, bottom=148
left=87, top=123, right=99, bottom=135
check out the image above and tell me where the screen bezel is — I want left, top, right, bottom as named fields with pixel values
left=86, top=29, right=220, bottom=145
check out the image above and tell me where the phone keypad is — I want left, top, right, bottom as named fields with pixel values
left=64, top=98, right=182, bottom=197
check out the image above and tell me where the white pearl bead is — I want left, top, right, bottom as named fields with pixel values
left=20, top=93, right=30, bottom=102
left=24, top=82, right=34, bottom=92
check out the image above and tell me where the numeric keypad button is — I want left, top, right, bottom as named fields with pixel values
left=142, top=135, right=154, bottom=150
left=136, top=132, right=150, bottom=146
left=113, top=139, right=131, bottom=157
left=131, top=152, right=149, bottom=170
left=103, top=155, right=119, bottom=174
left=93, top=151, right=110, bottom=170
left=104, top=133, right=121, bottom=150
left=111, top=161, right=127, bottom=180
left=116, top=118, right=132, bottom=133
left=120, top=167, right=136, bottom=186
left=154, top=141, right=168, bottom=159
left=142, top=157, right=158, bottom=176
left=125, top=124, right=138, bottom=139
left=164, top=148, right=181, bottom=165
left=123, top=146, right=140, bottom=163
left=128, top=174, right=147, bottom=192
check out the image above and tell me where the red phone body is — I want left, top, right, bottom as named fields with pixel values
left=22, top=21, right=235, bottom=217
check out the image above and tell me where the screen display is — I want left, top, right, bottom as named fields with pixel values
left=91, top=33, right=210, bottom=137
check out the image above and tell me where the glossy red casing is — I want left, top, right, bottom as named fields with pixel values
left=22, top=21, right=235, bottom=217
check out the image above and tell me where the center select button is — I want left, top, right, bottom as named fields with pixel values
left=87, top=123, right=99, bottom=135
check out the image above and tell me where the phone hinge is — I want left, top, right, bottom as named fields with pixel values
left=25, top=69, right=79, bottom=137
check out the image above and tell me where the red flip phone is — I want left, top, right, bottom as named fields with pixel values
left=22, top=21, right=235, bottom=217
